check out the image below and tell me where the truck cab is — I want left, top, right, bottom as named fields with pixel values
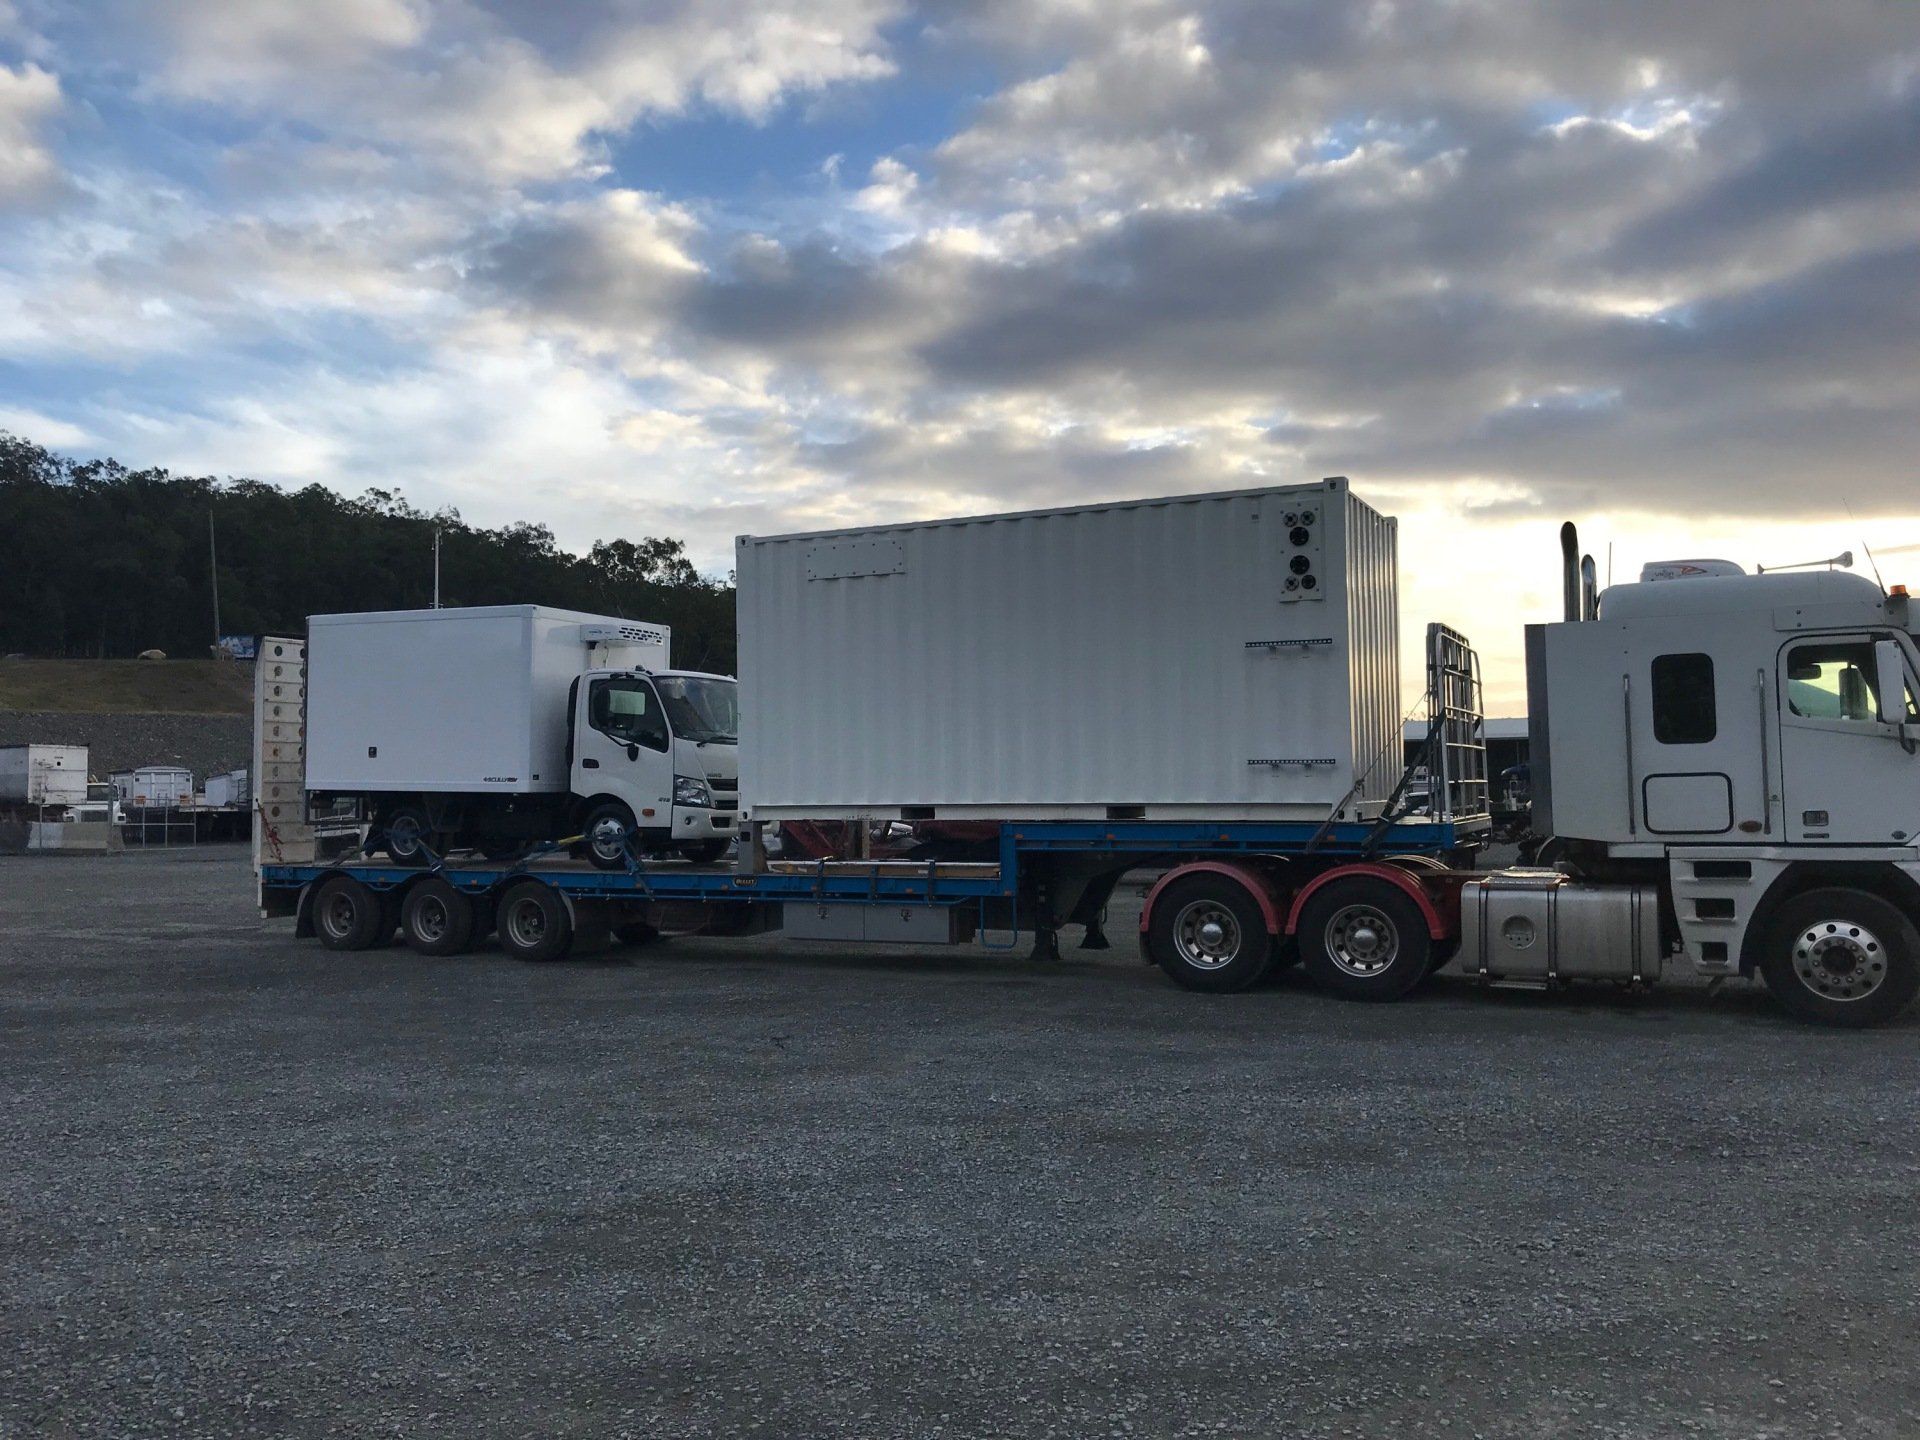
left=571, top=667, right=739, bottom=865
left=1516, top=558, right=1920, bottom=1021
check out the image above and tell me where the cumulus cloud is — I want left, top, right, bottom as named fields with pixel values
left=121, top=0, right=900, bottom=184
left=0, top=61, right=63, bottom=204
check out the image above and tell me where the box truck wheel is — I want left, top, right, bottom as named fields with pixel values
left=312, top=876, right=386, bottom=952
left=401, top=877, right=478, bottom=956
left=379, top=803, right=433, bottom=866
left=580, top=802, right=637, bottom=871
left=1297, top=878, right=1432, bottom=1001
left=1147, top=874, right=1275, bottom=992
left=1758, top=888, right=1920, bottom=1028
left=496, top=880, right=573, bottom=962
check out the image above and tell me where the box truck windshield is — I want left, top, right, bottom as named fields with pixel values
left=656, top=677, right=737, bottom=743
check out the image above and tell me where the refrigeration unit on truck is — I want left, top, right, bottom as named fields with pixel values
left=303, top=605, right=739, bottom=866
left=254, top=479, right=1920, bottom=1027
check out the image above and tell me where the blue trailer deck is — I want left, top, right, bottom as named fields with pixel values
left=259, top=816, right=1481, bottom=907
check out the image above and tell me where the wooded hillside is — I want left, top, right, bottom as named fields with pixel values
left=0, top=434, right=737, bottom=672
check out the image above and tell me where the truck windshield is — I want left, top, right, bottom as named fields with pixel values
left=655, top=677, right=738, bottom=743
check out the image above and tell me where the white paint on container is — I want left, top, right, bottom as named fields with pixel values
left=736, top=478, right=1403, bottom=822
left=0, top=744, right=89, bottom=807
left=303, top=605, right=669, bottom=795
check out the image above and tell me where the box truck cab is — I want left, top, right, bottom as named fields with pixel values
left=304, top=606, right=738, bottom=867
left=571, top=666, right=739, bottom=866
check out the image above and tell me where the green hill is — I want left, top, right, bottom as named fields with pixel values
left=0, top=658, right=253, bottom=715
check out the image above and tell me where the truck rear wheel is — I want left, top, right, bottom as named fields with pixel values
left=1146, top=873, right=1275, bottom=992
left=1296, top=877, right=1433, bottom=1001
left=379, top=803, right=434, bottom=866
left=495, top=880, right=573, bottom=962
left=312, top=876, right=385, bottom=952
left=1758, top=888, right=1920, bottom=1028
left=401, top=877, right=477, bottom=956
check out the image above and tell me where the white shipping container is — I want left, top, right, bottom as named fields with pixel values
left=0, top=744, right=90, bottom=807
left=736, top=478, right=1402, bottom=822
left=304, top=605, right=670, bottom=795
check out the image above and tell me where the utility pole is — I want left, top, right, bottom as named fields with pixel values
left=433, top=526, right=441, bottom=608
left=209, top=508, right=222, bottom=645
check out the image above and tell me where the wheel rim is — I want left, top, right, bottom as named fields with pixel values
left=414, top=895, right=447, bottom=943
left=389, top=813, right=424, bottom=857
left=1792, top=918, right=1889, bottom=1001
left=1324, top=903, right=1401, bottom=977
left=321, top=891, right=357, bottom=940
left=1172, top=899, right=1242, bottom=971
left=589, top=815, right=629, bottom=863
left=507, top=897, right=547, bottom=948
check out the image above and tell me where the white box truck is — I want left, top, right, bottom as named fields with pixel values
left=304, top=605, right=739, bottom=866
left=735, top=478, right=1401, bottom=823
left=0, top=744, right=89, bottom=808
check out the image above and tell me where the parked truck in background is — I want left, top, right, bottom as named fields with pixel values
left=255, top=481, right=1920, bottom=1027
left=302, top=605, right=739, bottom=867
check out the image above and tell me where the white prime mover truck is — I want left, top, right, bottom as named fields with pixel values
left=303, top=605, right=739, bottom=866
left=257, top=480, right=1920, bottom=1027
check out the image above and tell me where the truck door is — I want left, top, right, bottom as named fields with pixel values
left=575, top=675, right=673, bottom=827
left=1775, top=635, right=1920, bottom=844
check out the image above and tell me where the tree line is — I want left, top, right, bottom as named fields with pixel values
left=0, top=433, right=737, bottom=672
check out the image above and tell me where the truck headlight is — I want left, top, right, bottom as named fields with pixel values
left=674, top=775, right=713, bottom=808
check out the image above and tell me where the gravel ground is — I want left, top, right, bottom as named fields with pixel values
left=4, top=848, right=1920, bottom=1439
left=0, top=711, right=250, bottom=781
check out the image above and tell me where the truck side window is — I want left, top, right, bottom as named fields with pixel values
left=1651, top=652, right=1716, bottom=744
left=1784, top=642, right=1882, bottom=723
left=589, top=678, right=670, bottom=751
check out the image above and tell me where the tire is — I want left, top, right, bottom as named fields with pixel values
left=1758, top=888, right=1920, bottom=1028
left=401, top=877, right=478, bottom=956
left=613, top=920, right=664, bottom=946
left=580, top=802, right=637, bottom=872
left=1297, top=876, right=1434, bottom=1001
left=380, top=803, right=433, bottom=866
left=311, top=876, right=385, bottom=952
left=1145, top=873, right=1275, bottom=993
left=495, top=880, right=573, bottom=962
left=679, top=839, right=731, bottom=865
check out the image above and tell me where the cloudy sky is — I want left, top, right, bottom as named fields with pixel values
left=3, top=0, right=1918, bottom=706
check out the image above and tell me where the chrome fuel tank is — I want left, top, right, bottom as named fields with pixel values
left=1459, top=869, right=1664, bottom=982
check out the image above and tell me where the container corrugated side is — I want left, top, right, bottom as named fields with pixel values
left=737, top=480, right=1399, bottom=822
left=1342, top=490, right=1401, bottom=811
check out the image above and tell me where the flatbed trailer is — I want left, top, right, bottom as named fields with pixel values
left=254, top=618, right=1495, bottom=994
left=258, top=815, right=1485, bottom=985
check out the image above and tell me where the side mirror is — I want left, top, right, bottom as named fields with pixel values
left=626, top=742, right=639, bottom=761
left=1874, top=639, right=1908, bottom=727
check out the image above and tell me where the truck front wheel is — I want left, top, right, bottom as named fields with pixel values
left=1296, top=877, right=1433, bottom=1001
left=1758, top=888, right=1920, bottom=1028
left=580, top=802, right=637, bottom=871
left=1146, top=874, right=1275, bottom=993
left=495, top=880, right=573, bottom=962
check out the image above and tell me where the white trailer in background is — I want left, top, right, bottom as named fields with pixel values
left=0, top=744, right=89, bottom=808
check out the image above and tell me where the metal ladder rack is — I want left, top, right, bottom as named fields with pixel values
left=1425, top=622, right=1489, bottom=823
